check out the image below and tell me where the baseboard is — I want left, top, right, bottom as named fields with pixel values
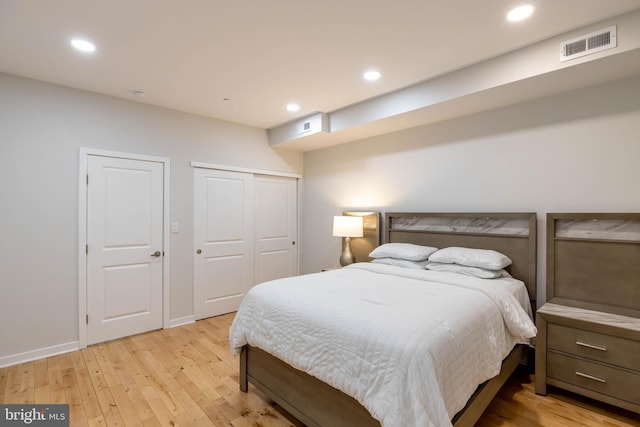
left=0, top=341, right=79, bottom=368
left=169, top=315, right=195, bottom=328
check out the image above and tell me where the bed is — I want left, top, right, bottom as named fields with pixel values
left=230, top=212, right=537, bottom=427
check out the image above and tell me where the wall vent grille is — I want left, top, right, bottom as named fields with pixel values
left=560, top=26, right=616, bottom=62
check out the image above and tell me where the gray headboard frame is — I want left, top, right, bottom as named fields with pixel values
left=385, top=212, right=537, bottom=305
left=547, top=212, right=640, bottom=318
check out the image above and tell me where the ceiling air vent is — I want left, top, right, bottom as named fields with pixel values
left=560, top=25, right=616, bottom=62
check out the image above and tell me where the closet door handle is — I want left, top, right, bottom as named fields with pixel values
left=151, top=251, right=161, bottom=258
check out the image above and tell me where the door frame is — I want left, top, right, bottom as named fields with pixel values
left=78, top=148, right=171, bottom=349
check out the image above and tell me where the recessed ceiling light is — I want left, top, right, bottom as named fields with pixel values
left=506, top=5, right=534, bottom=22
left=286, top=103, right=300, bottom=112
left=363, top=70, right=381, bottom=81
left=70, top=38, right=96, bottom=52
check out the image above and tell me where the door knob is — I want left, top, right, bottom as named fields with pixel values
left=151, top=251, right=161, bottom=257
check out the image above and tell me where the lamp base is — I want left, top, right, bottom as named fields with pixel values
left=339, top=237, right=356, bottom=266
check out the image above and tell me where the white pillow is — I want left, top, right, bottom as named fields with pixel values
left=372, top=258, right=431, bottom=269
left=426, top=262, right=511, bottom=279
left=428, top=247, right=512, bottom=270
left=369, top=243, right=438, bottom=261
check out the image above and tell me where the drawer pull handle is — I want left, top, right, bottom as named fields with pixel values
left=575, top=341, right=607, bottom=352
left=575, top=371, right=606, bottom=383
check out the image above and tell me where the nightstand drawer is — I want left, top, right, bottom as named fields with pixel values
left=547, top=323, right=640, bottom=371
left=547, top=352, right=640, bottom=406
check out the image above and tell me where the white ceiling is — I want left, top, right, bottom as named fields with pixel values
left=1, top=0, right=639, bottom=131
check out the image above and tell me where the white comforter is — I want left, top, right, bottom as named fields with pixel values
left=229, top=263, right=537, bottom=427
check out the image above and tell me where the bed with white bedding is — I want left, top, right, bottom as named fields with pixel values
left=230, top=212, right=538, bottom=427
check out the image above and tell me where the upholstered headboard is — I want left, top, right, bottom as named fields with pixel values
left=385, top=212, right=537, bottom=305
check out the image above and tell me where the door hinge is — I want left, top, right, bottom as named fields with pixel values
left=86, top=174, right=89, bottom=185
left=86, top=314, right=88, bottom=324
left=86, top=244, right=88, bottom=255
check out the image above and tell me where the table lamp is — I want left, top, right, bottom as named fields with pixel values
left=333, top=215, right=364, bottom=266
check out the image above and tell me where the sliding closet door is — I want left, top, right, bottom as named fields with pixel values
left=254, top=175, right=298, bottom=283
left=193, top=168, right=253, bottom=320
left=193, top=167, right=299, bottom=320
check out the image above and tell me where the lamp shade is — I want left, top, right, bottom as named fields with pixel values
left=332, top=215, right=363, bottom=238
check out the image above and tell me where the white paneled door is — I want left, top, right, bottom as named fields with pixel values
left=86, top=155, right=164, bottom=345
left=194, top=169, right=254, bottom=320
left=193, top=168, right=298, bottom=320
left=254, top=175, right=298, bottom=283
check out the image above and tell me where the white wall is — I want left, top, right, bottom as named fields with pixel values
left=0, top=72, right=302, bottom=362
left=2, top=71, right=639, bottom=364
left=301, top=75, right=640, bottom=305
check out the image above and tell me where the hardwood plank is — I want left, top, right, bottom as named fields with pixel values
left=34, top=358, right=50, bottom=403
left=121, top=336, right=185, bottom=418
left=18, top=361, right=35, bottom=404
left=3, top=364, right=22, bottom=404
left=1, top=312, right=639, bottom=427
left=131, top=332, right=217, bottom=426
left=115, top=338, right=178, bottom=426
left=93, top=342, right=156, bottom=427
left=59, top=352, right=89, bottom=427
left=152, top=326, right=252, bottom=426
left=87, top=416, right=107, bottom=427
left=47, top=356, right=66, bottom=404
left=80, top=347, right=127, bottom=427
left=0, top=362, right=7, bottom=403
left=71, top=349, right=104, bottom=425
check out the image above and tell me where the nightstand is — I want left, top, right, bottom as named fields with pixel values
left=536, top=213, right=640, bottom=415
left=535, top=303, right=640, bottom=414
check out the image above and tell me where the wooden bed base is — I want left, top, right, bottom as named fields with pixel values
left=240, top=343, right=529, bottom=427
left=237, top=212, right=537, bottom=426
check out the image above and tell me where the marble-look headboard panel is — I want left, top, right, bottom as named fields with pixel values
left=390, top=216, right=531, bottom=236
left=385, top=212, right=537, bottom=303
left=547, top=213, right=640, bottom=318
left=555, top=218, right=640, bottom=241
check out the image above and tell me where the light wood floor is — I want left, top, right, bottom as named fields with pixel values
left=1, top=313, right=639, bottom=427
